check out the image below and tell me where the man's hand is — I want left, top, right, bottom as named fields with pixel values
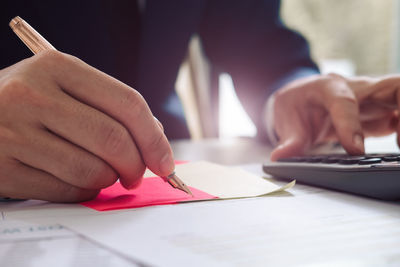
left=269, top=73, right=398, bottom=161
left=0, top=51, right=174, bottom=202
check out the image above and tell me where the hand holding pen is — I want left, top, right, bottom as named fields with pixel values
left=0, top=16, right=191, bottom=202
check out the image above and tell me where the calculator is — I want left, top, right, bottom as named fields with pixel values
left=262, top=153, right=400, bottom=200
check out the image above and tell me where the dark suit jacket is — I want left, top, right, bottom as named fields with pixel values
left=1, top=0, right=318, bottom=140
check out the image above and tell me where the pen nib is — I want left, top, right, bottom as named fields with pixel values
left=167, top=172, right=193, bottom=197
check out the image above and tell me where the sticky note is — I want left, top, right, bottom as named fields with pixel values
left=81, top=177, right=217, bottom=211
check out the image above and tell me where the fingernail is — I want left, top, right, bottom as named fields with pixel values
left=353, top=133, right=364, bottom=153
left=160, top=153, right=175, bottom=176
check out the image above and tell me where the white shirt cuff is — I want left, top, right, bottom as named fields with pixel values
left=263, top=93, right=279, bottom=146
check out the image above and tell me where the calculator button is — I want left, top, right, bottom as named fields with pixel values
left=322, top=157, right=340, bottom=163
left=358, top=158, right=382, bottom=165
left=338, top=156, right=365, bottom=164
left=382, top=156, right=400, bottom=162
left=277, top=157, right=305, bottom=162
left=367, top=153, right=387, bottom=158
left=305, top=156, right=323, bottom=163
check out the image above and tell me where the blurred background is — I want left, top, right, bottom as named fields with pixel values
left=282, top=0, right=396, bottom=76
left=216, top=0, right=399, bottom=152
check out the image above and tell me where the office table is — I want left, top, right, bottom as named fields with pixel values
left=1, top=138, right=399, bottom=267
left=172, top=137, right=271, bottom=165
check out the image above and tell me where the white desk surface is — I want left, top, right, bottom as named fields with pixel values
left=1, top=137, right=399, bottom=267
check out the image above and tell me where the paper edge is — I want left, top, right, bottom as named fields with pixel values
left=180, top=180, right=296, bottom=203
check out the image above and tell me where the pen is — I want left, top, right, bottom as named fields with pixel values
left=9, top=16, right=193, bottom=196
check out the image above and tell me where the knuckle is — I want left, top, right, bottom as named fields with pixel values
left=36, top=50, right=69, bottom=63
left=154, top=117, right=164, bottom=132
left=102, top=124, right=131, bottom=157
left=323, top=75, right=353, bottom=99
left=330, top=83, right=355, bottom=100
left=73, top=157, right=116, bottom=189
left=330, top=94, right=357, bottom=111
left=35, top=50, right=82, bottom=72
left=147, top=131, right=165, bottom=152
left=0, top=76, right=29, bottom=102
left=0, top=126, right=17, bottom=147
left=122, top=89, right=147, bottom=116
left=0, top=75, right=51, bottom=111
left=35, top=50, right=68, bottom=66
left=326, top=72, right=344, bottom=81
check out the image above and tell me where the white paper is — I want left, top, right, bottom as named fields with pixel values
left=2, top=164, right=400, bottom=266
left=0, top=220, right=140, bottom=267
left=0, top=200, right=96, bottom=221
left=56, top=180, right=400, bottom=267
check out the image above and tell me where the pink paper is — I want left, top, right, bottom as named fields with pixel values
left=81, top=177, right=217, bottom=211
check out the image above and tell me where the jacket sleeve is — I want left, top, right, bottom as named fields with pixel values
left=199, top=0, right=319, bottom=140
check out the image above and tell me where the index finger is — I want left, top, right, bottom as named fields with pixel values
left=318, top=78, right=365, bottom=155
left=42, top=51, right=174, bottom=177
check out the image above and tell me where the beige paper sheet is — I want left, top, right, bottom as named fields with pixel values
left=175, top=161, right=294, bottom=199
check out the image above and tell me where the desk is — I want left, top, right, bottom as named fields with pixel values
left=172, top=137, right=271, bottom=165
left=1, top=138, right=399, bottom=267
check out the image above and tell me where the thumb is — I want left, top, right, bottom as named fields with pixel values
left=270, top=94, right=313, bottom=161
left=270, top=106, right=312, bottom=161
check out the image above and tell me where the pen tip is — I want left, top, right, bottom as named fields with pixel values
left=185, top=186, right=194, bottom=197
